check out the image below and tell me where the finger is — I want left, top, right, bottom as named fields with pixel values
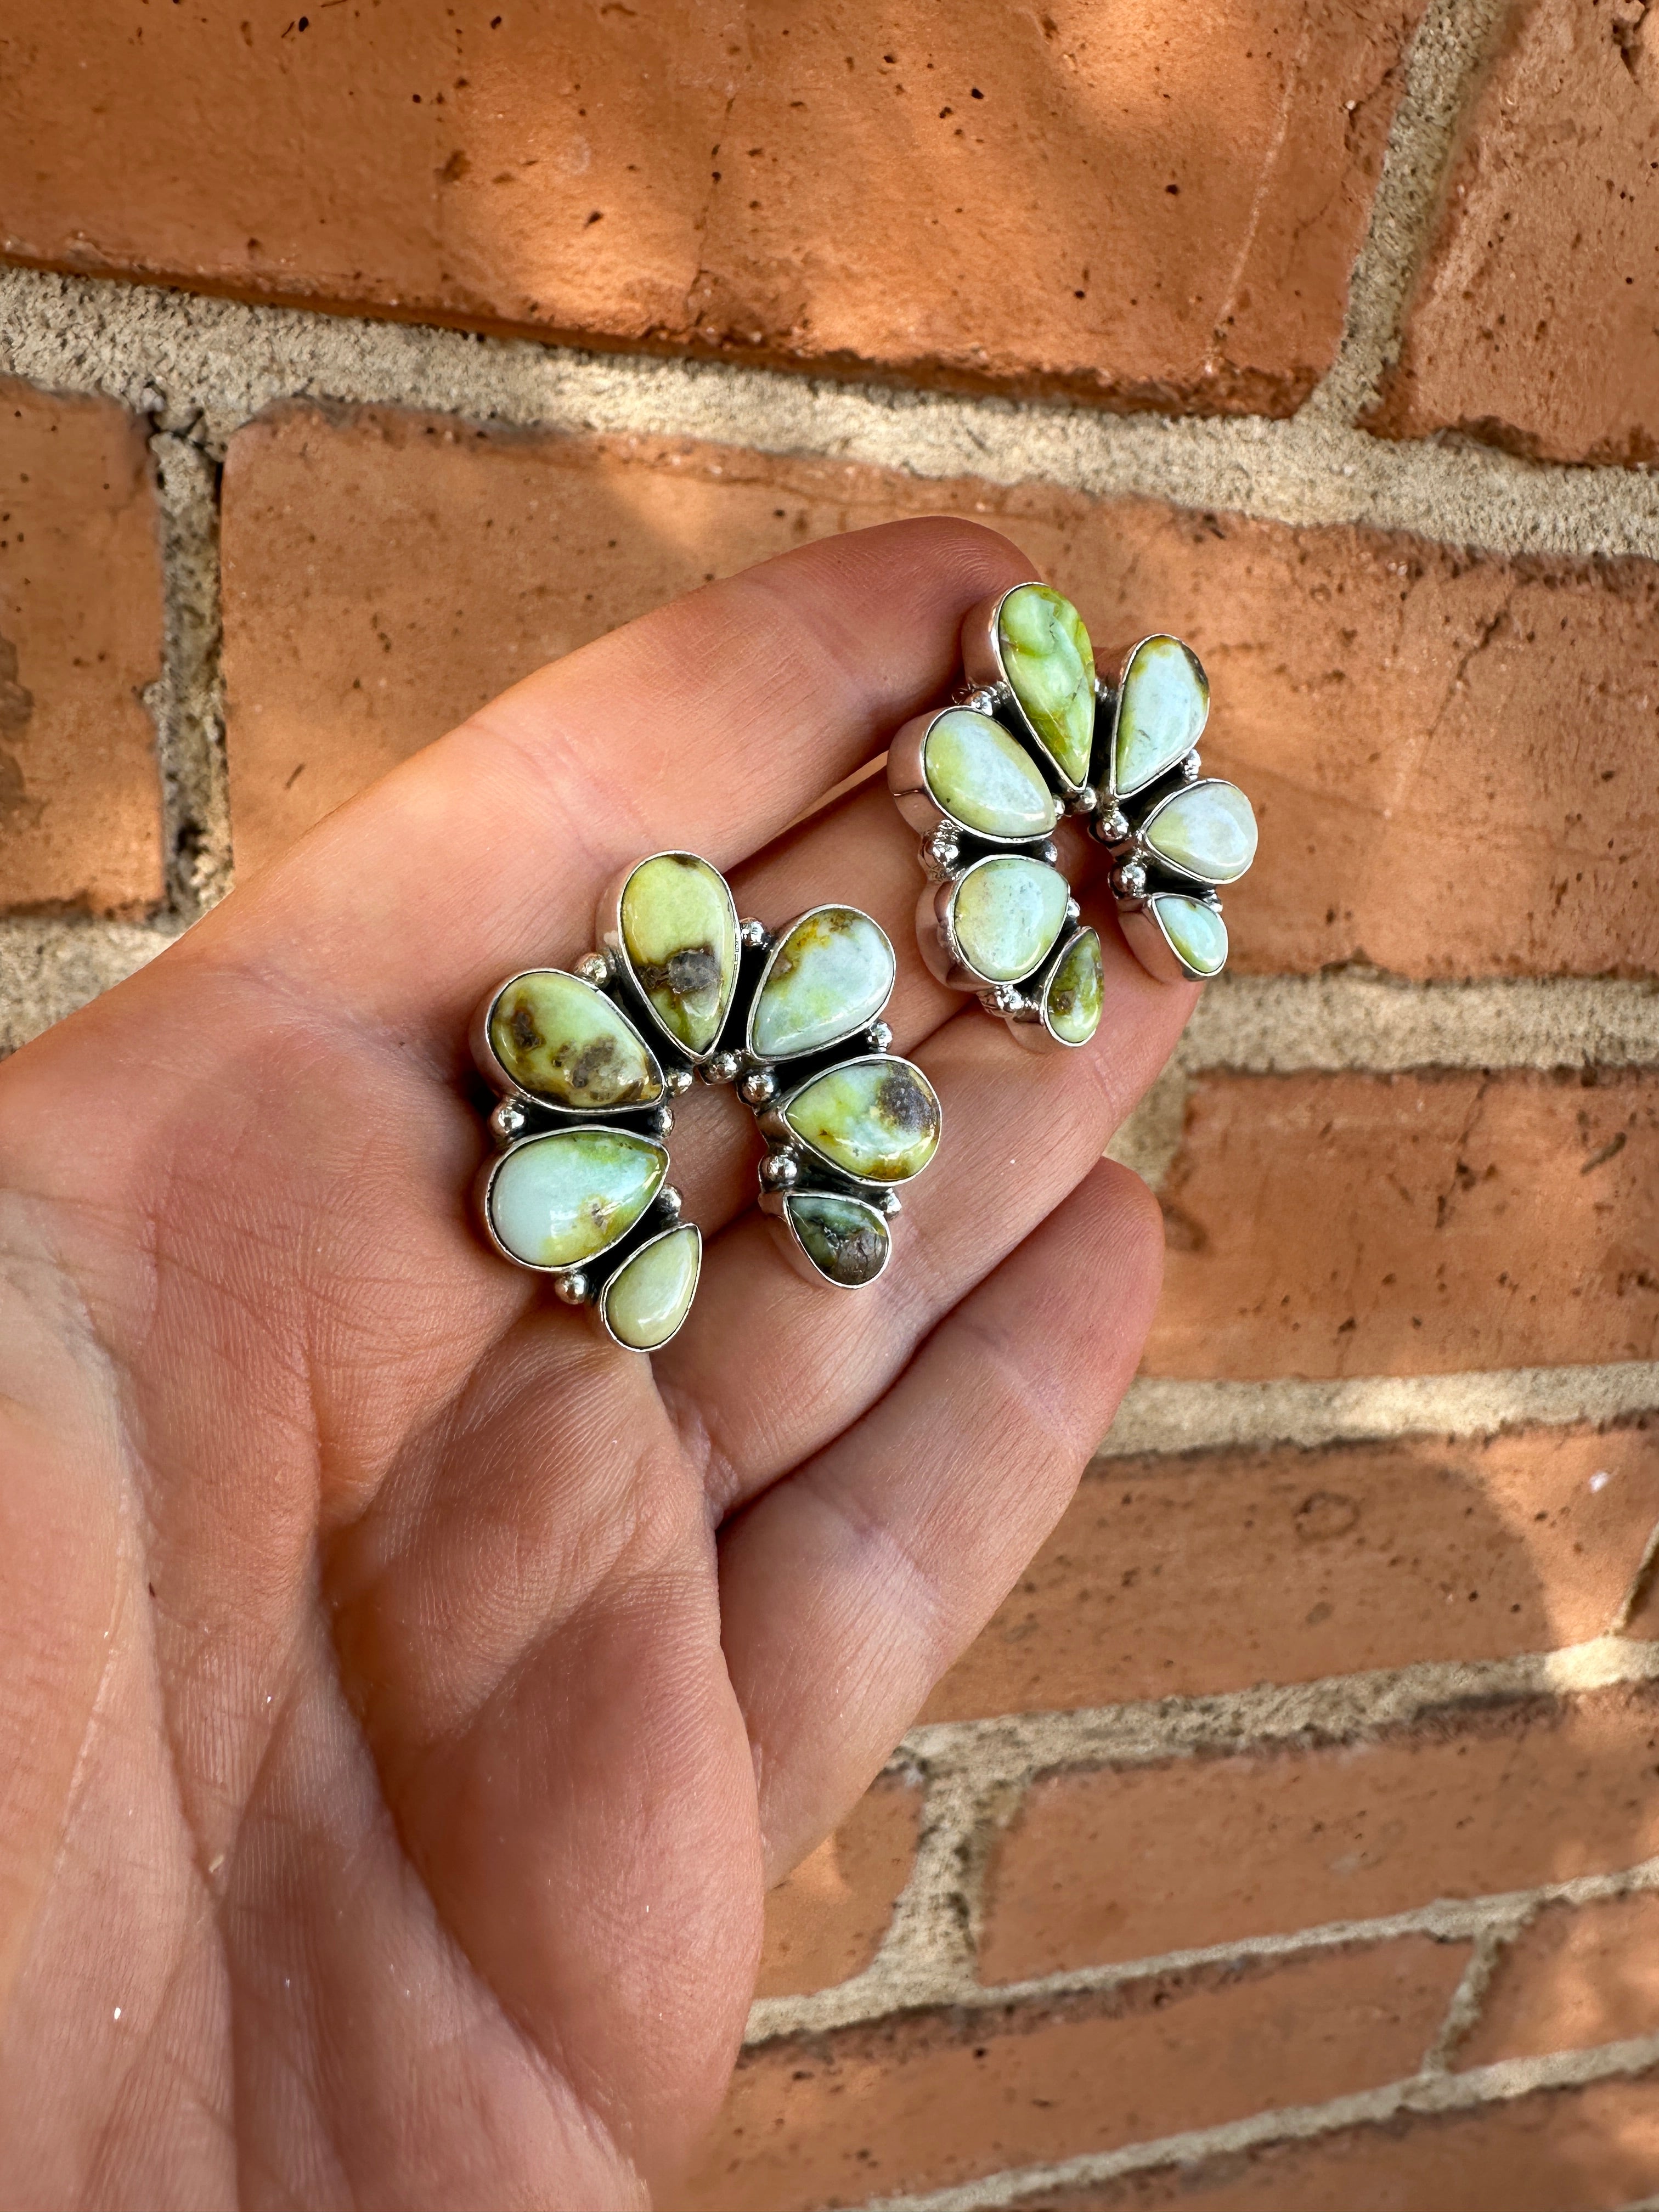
left=656, top=908, right=1193, bottom=1503
left=197, top=517, right=1037, bottom=1049
left=715, top=1159, right=1165, bottom=1881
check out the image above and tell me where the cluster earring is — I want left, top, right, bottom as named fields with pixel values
left=889, top=585, right=1256, bottom=1036
left=469, top=853, right=939, bottom=1335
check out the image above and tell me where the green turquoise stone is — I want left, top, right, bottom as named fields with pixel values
left=923, top=709, right=1058, bottom=840
left=952, top=855, right=1071, bottom=984
left=1113, top=636, right=1210, bottom=797
left=782, top=1057, right=941, bottom=1184
left=1045, top=928, right=1104, bottom=1046
left=785, top=1192, right=890, bottom=1288
left=619, top=852, right=738, bottom=1054
left=602, top=1223, right=701, bottom=1350
left=488, top=1128, right=667, bottom=1269
left=1142, top=778, right=1257, bottom=884
left=997, top=584, right=1096, bottom=786
left=749, top=907, right=895, bottom=1061
left=1154, top=894, right=1228, bottom=978
left=488, top=970, right=662, bottom=1109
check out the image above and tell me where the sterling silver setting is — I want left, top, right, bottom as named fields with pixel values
left=469, top=855, right=938, bottom=1319
left=889, top=585, right=1258, bottom=1036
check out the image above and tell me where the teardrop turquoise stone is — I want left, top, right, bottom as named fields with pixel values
left=952, top=855, right=1071, bottom=984
left=488, top=970, right=663, bottom=1109
left=619, top=853, right=739, bottom=1054
left=749, top=907, right=895, bottom=1061
left=1114, top=636, right=1209, bottom=797
left=785, top=1192, right=891, bottom=1287
left=488, top=1128, right=667, bottom=1268
left=997, top=585, right=1096, bottom=786
left=602, top=1223, right=701, bottom=1350
left=782, top=1058, right=941, bottom=1184
left=1044, top=928, right=1104, bottom=1046
left=1154, top=894, right=1228, bottom=978
left=923, top=709, right=1058, bottom=840
left=1143, top=781, right=1257, bottom=885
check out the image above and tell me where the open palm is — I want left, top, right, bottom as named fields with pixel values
left=0, top=520, right=1193, bottom=2208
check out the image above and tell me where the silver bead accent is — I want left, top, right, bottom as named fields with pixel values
left=1069, top=785, right=1099, bottom=814
left=658, top=1184, right=684, bottom=1222
left=989, top=984, right=1024, bottom=1015
left=739, top=916, right=770, bottom=951
left=575, top=951, right=612, bottom=986
left=1065, top=896, right=1082, bottom=926
left=1040, top=839, right=1059, bottom=867
left=648, top=1103, right=675, bottom=1139
left=867, top=1019, right=893, bottom=1053
left=1113, top=860, right=1148, bottom=900
left=489, top=1099, right=528, bottom=1144
left=703, top=1048, right=742, bottom=1086
left=662, top=1065, right=695, bottom=1098
left=1181, top=751, right=1203, bottom=782
left=760, top=1150, right=799, bottom=1190
left=739, top=1067, right=778, bottom=1108
left=878, top=1189, right=903, bottom=1217
left=1092, top=806, right=1131, bottom=847
left=552, top=1271, right=589, bottom=1306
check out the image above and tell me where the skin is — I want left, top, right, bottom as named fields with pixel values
left=0, top=520, right=1195, bottom=2209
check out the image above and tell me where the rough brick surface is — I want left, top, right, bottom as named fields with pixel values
left=1370, top=0, right=1659, bottom=466
left=1459, top=1891, right=1659, bottom=2068
left=755, top=1776, right=920, bottom=2001
left=1016, top=2072, right=1659, bottom=2211
left=1146, top=1071, right=1659, bottom=1380
left=924, top=1420, right=1659, bottom=1722
left=0, top=0, right=1426, bottom=414
left=673, top=1942, right=1465, bottom=2212
left=0, top=378, right=163, bottom=913
left=222, top=407, right=1659, bottom=974
left=979, top=1686, right=1659, bottom=1983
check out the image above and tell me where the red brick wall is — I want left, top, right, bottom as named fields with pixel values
left=6, top=3, right=1659, bottom=2205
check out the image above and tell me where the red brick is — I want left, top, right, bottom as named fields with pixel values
left=924, top=1421, right=1659, bottom=1722
left=755, top=1776, right=921, bottom=2001
left=979, top=1686, right=1659, bottom=1984
left=672, top=1941, right=1464, bottom=2212
left=0, top=377, right=163, bottom=913
left=1146, top=1071, right=1659, bottom=1380
left=1014, top=2071, right=1659, bottom=2211
left=1370, top=0, right=1659, bottom=466
left=0, top=0, right=1425, bottom=414
left=222, top=408, right=1659, bottom=978
left=1459, top=1890, right=1659, bottom=2069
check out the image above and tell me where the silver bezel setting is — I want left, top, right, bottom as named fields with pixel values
left=917, top=855, right=1078, bottom=995
left=960, top=584, right=1093, bottom=800
left=758, top=1050, right=942, bottom=1190
left=470, top=966, right=669, bottom=1118
left=597, top=848, right=742, bottom=1068
left=741, top=903, right=898, bottom=1063
left=596, top=1219, right=703, bottom=1353
left=475, top=1124, right=673, bottom=1279
left=886, top=704, right=1062, bottom=849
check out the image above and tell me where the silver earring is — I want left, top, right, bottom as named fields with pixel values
left=889, top=584, right=1257, bottom=1041
left=469, top=854, right=939, bottom=1325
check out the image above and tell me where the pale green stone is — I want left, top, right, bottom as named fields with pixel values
left=602, top=1223, right=701, bottom=1350
left=1045, top=929, right=1104, bottom=1046
left=1142, top=780, right=1257, bottom=885
left=952, top=855, right=1071, bottom=984
left=488, top=1128, right=667, bottom=1269
left=750, top=907, right=895, bottom=1061
left=782, top=1057, right=941, bottom=1184
left=1154, top=894, right=1228, bottom=978
left=923, top=709, right=1058, bottom=840
left=489, top=970, right=662, bottom=1109
left=785, top=1192, right=890, bottom=1287
left=997, top=585, right=1096, bottom=786
left=619, top=852, right=738, bottom=1054
left=1113, top=636, right=1209, bottom=797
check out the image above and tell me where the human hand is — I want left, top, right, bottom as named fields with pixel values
left=0, top=520, right=1194, bottom=2207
